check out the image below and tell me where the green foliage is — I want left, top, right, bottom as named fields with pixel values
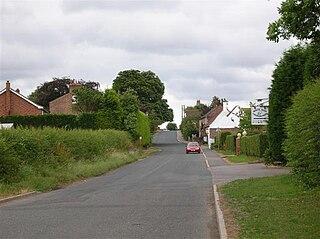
left=112, top=69, right=173, bottom=128
left=180, top=116, right=199, bottom=140
left=241, top=134, right=268, bottom=158
left=0, top=138, right=20, bottom=183
left=284, top=79, right=320, bottom=188
left=166, top=122, right=177, bottom=131
left=225, top=134, right=236, bottom=152
left=77, top=113, right=98, bottom=129
left=220, top=131, right=232, bottom=149
left=99, top=89, right=123, bottom=130
left=267, top=0, right=320, bottom=42
left=120, top=89, right=139, bottom=138
left=73, top=86, right=103, bottom=113
left=267, top=45, right=306, bottom=164
left=136, top=111, right=151, bottom=146
left=0, top=114, right=78, bottom=129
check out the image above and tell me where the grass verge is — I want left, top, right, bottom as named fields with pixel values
left=216, top=150, right=262, bottom=164
left=0, top=147, right=159, bottom=199
left=220, top=174, right=320, bottom=239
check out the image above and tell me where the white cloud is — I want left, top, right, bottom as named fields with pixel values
left=1, top=0, right=294, bottom=126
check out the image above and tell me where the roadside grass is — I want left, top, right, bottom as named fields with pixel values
left=216, top=149, right=262, bottom=164
left=220, top=174, right=320, bottom=239
left=0, top=147, right=159, bottom=198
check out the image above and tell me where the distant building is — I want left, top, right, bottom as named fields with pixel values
left=0, top=81, right=44, bottom=116
left=49, top=82, right=81, bottom=114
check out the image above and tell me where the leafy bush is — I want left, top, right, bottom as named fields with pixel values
left=0, top=128, right=134, bottom=185
left=166, top=122, right=177, bottom=131
left=225, top=135, right=236, bottom=152
left=284, top=79, right=320, bottom=187
left=136, top=111, right=151, bottom=146
left=241, top=134, right=268, bottom=157
left=220, top=132, right=232, bottom=149
left=0, top=138, right=20, bottom=183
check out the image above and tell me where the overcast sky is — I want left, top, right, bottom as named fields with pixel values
left=1, top=0, right=294, bottom=125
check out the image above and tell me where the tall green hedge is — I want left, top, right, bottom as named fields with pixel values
left=0, top=128, right=133, bottom=183
left=241, top=134, right=268, bottom=157
left=284, top=79, right=320, bottom=187
left=0, top=114, right=78, bottom=129
left=136, top=111, right=151, bottom=147
left=225, top=135, right=236, bottom=152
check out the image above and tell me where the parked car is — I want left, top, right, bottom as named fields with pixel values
left=186, top=142, right=201, bottom=154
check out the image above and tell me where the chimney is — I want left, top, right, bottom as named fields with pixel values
left=5, top=81, right=11, bottom=115
left=69, top=82, right=81, bottom=93
left=212, top=96, right=217, bottom=109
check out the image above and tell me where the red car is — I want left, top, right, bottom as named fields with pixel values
left=186, top=142, right=201, bottom=154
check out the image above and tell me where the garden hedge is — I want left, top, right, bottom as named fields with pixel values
left=240, top=134, right=268, bottom=157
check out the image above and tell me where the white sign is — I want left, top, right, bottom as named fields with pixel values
left=251, top=107, right=268, bottom=125
left=0, top=123, right=14, bottom=129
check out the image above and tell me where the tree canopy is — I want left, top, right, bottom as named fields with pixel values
left=267, top=0, right=320, bottom=42
left=112, top=69, right=173, bottom=130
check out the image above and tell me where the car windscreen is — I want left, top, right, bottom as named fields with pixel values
left=188, top=142, right=199, bottom=146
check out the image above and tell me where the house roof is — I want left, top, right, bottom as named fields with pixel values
left=208, top=101, right=250, bottom=129
left=203, top=105, right=223, bottom=128
left=0, top=88, right=44, bottom=110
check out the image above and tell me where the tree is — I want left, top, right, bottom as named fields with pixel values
left=72, top=87, right=104, bottom=113
left=267, top=45, right=306, bottom=164
left=29, top=77, right=100, bottom=111
left=166, top=122, right=177, bottom=131
left=267, top=0, right=320, bottom=42
left=112, top=69, right=173, bottom=130
left=120, top=89, right=139, bottom=139
left=284, top=78, right=320, bottom=187
left=180, top=116, right=200, bottom=140
left=96, top=89, right=123, bottom=130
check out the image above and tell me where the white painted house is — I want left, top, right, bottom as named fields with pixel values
left=207, top=100, right=249, bottom=148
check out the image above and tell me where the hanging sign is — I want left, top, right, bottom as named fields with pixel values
left=251, top=107, right=268, bottom=125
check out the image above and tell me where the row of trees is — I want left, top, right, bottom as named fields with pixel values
left=29, top=70, right=174, bottom=134
left=266, top=0, right=320, bottom=187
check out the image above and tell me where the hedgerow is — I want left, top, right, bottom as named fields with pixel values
left=284, top=79, right=320, bottom=187
left=240, top=134, right=268, bottom=157
left=0, top=128, right=133, bottom=185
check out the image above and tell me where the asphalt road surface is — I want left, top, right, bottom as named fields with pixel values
left=0, top=131, right=219, bottom=239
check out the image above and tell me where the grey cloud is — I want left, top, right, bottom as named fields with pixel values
left=61, top=0, right=180, bottom=13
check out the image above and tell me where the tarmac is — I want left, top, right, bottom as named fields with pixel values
left=177, top=131, right=291, bottom=239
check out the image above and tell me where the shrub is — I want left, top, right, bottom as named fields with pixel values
left=225, top=135, right=236, bottom=152
left=0, top=138, right=20, bottom=183
left=284, top=79, right=320, bottom=187
left=136, top=111, right=151, bottom=147
left=220, top=131, right=232, bottom=149
left=0, top=128, right=134, bottom=185
left=241, top=134, right=268, bottom=157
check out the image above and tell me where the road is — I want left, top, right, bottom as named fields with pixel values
left=0, top=131, right=219, bottom=239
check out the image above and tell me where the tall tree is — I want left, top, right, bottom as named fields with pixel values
left=112, top=69, right=173, bottom=130
left=96, top=89, right=123, bottom=130
left=267, top=0, right=320, bottom=42
left=72, top=87, right=104, bottom=113
left=267, top=45, right=306, bottom=164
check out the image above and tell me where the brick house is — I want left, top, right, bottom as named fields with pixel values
left=49, top=82, right=81, bottom=114
left=0, top=81, right=44, bottom=116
